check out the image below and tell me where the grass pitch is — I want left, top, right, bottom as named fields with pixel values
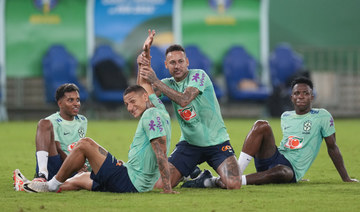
left=1, top=119, right=359, bottom=212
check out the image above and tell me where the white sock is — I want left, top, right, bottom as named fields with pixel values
left=238, top=152, right=253, bottom=174
left=204, top=177, right=218, bottom=188
left=242, top=175, right=247, bottom=185
left=47, top=176, right=63, bottom=192
left=36, top=151, right=49, bottom=179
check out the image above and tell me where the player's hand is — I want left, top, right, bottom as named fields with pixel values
left=137, top=52, right=150, bottom=66
left=161, top=190, right=179, bottom=194
left=139, top=65, right=159, bottom=84
left=143, top=29, right=156, bottom=55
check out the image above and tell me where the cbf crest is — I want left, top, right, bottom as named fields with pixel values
left=78, top=127, right=85, bottom=138
left=303, top=120, right=312, bottom=134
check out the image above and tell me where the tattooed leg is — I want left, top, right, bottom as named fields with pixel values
left=216, top=156, right=242, bottom=189
left=54, top=137, right=108, bottom=182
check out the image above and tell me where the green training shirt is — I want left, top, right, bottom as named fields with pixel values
left=46, top=112, right=90, bottom=170
left=278, top=108, right=335, bottom=181
left=125, top=94, right=171, bottom=192
left=46, top=112, right=87, bottom=155
left=162, top=69, right=229, bottom=147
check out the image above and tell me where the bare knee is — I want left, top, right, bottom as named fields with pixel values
left=74, top=137, right=96, bottom=151
left=271, top=165, right=294, bottom=183
left=252, top=120, right=271, bottom=134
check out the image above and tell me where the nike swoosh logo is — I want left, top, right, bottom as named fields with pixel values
left=23, top=183, right=38, bottom=193
left=64, top=132, right=70, bottom=135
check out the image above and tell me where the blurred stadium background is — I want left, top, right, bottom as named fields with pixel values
left=0, top=0, right=359, bottom=121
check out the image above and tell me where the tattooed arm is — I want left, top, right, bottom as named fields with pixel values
left=140, top=65, right=199, bottom=107
left=150, top=136, right=175, bottom=193
left=153, top=81, right=199, bottom=107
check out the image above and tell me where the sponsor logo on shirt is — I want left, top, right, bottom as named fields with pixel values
left=284, top=126, right=291, bottom=130
left=67, top=142, right=77, bottom=152
left=178, top=106, right=197, bottom=121
left=330, top=117, right=334, bottom=127
left=285, top=136, right=303, bottom=149
left=191, top=73, right=205, bottom=86
left=156, top=117, right=163, bottom=132
left=149, top=117, right=164, bottom=132
left=200, top=73, right=205, bottom=86
left=149, top=120, right=156, bottom=131
left=192, top=73, right=200, bottom=82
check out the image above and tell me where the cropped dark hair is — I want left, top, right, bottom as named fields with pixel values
left=55, top=83, right=80, bottom=101
left=165, top=44, right=185, bottom=56
left=123, top=85, right=147, bottom=96
left=291, top=77, right=313, bottom=90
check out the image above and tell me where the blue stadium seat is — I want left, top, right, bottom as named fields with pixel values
left=185, top=45, right=224, bottom=99
left=269, top=43, right=304, bottom=88
left=223, top=45, right=270, bottom=101
left=267, top=44, right=307, bottom=116
left=150, top=46, right=171, bottom=80
left=90, top=45, right=128, bottom=103
left=42, top=44, right=88, bottom=103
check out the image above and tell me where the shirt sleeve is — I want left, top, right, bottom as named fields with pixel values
left=186, top=69, right=211, bottom=94
left=149, top=94, right=166, bottom=112
left=142, top=109, right=167, bottom=142
left=320, top=109, right=336, bottom=138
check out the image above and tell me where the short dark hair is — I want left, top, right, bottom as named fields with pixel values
left=291, top=77, right=313, bottom=90
left=165, top=44, right=185, bottom=56
left=55, top=83, right=80, bottom=101
left=123, top=85, right=147, bottom=96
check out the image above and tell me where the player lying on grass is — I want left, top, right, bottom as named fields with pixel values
left=21, top=83, right=176, bottom=194
left=237, top=77, right=358, bottom=185
left=13, top=83, right=89, bottom=191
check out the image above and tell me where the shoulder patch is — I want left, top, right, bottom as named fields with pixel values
left=282, top=112, right=290, bottom=117
left=310, top=109, right=319, bottom=114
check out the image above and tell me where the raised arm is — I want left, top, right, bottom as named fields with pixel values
left=139, top=65, right=199, bottom=107
left=150, top=136, right=177, bottom=193
left=137, top=29, right=155, bottom=85
left=143, top=29, right=155, bottom=60
left=324, top=133, right=358, bottom=182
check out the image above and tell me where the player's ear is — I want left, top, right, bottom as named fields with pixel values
left=143, top=92, right=149, bottom=102
left=57, top=98, right=62, bottom=108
